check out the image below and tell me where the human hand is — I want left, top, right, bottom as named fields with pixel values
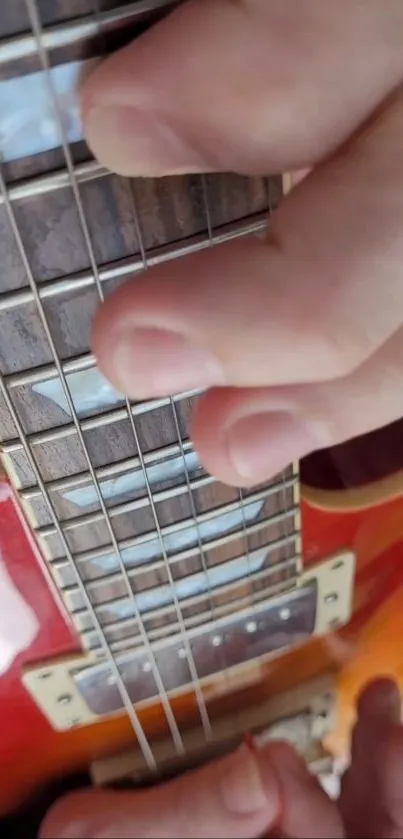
left=39, top=679, right=403, bottom=838
left=80, top=0, right=403, bottom=487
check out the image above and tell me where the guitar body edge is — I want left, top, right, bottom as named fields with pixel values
left=0, top=469, right=402, bottom=815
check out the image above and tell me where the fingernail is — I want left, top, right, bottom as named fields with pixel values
left=220, top=744, right=279, bottom=817
left=111, top=326, right=224, bottom=398
left=226, top=411, right=318, bottom=481
left=84, top=105, right=207, bottom=176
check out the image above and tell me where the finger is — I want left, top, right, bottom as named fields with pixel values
left=191, top=328, right=403, bottom=486
left=356, top=678, right=402, bottom=727
left=349, top=678, right=402, bottom=772
left=81, top=0, right=403, bottom=176
left=40, top=742, right=342, bottom=839
left=267, top=742, right=343, bottom=839
left=93, top=91, right=403, bottom=401
left=340, top=678, right=403, bottom=838
left=39, top=743, right=281, bottom=839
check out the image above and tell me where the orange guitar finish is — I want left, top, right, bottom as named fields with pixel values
left=1, top=447, right=403, bottom=817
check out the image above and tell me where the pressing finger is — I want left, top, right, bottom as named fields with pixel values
left=81, top=0, right=403, bottom=176
left=191, top=327, right=403, bottom=486
left=93, top=90, right=403, bottom=404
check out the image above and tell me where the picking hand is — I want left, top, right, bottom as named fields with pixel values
left=40, top=680, right=403, bottom=838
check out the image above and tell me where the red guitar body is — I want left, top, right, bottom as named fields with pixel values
left=2, top=424, right=403, bottom=817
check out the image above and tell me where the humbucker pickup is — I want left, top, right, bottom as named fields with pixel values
left=22, top=552, right=354, bottom=731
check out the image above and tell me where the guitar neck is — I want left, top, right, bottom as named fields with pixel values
left=0, top=0, right=307, bottom=730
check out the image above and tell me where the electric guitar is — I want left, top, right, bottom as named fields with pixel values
left=1, top=0, right=403, bottom=820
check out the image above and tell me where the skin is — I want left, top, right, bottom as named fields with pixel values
left=39, top=2, right=403, bottom=834
left=82, top=0, right=403, bottom=487
left=40, top=679, right=403, bottom=837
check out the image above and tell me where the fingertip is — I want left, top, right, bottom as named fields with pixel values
left=357, top=677, right=401, bottom=723
left=266, top=741, right=344, bottom=839
left=192, top=387, right=315, bottom=487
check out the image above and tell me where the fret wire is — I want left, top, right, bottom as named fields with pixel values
left=2, top=389, right=200, bottom=453
left=200, top=175, right=260, bottom=628
left=21, top=440, right=195, bottom=501
left=83, top=571, right=299, bottom=655
left=0, top=1, right=180, bottom=65
left=36, top=470, right=292, bottom=539
left=29, top=469, right=295, bottom=535
left=0, top=0, right=301, bottom=760
left=82, top=575, right=300, bottom=658
left=3, top=160, right=107, bottom=204
left=35, top=473, right=215, bottom=538
left=25, top=0, right=213, bottom=746
left=7, top=352, right=96, bottom=387
left=122, top=185, right=213, bottom=739
left=77, top=594, right=304, bottom=700
left=58, top=527, right=298, bottom=606
left=0, top=214, right=268, bottom=313
left=1, top=6, right=299, bottom=750
left=17, top=0, right=188, bottom=757
left=132, top=191, right=219, bottom=643
left=0, top=286, right=156, bottom=768
left=77, top=568, right=300, bottom=656
left=65, top=538, right=298, bottom=609
left=52, top=500, right=299, bottom=574
left=55, top=531, right=299, bottom=630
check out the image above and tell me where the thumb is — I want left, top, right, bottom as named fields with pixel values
left=81, top=0, right=403, bottom=177
left=39, top=742, right=342, bottom=838
left=39, top=744, right=280, bottom=839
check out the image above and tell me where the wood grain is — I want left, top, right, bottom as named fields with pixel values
left=0, top=0, right=295, bottom=645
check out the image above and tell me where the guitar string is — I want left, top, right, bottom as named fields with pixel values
left=25, top=0, right=212, bottom=747
left=91, top=0, right=217, bottom=630
left=114, top=173, right=296, bottom=685
left=51, top=484, right=296, bottom=572
left=20, top=0, right=188, bottom=759
left=129, top=177, right=232, bottom=679
left=201, top=175, right=301, bottom=672
left=57, top=500, right=298, bottom=620
left=0, top=2, right=180, bottom=65
left=199, top=173, right=261, bottom=683
left=202, top=174, right=299, bottom=612
left=53, top=503, right=298, bottom=653
left=0, top=171, right=157, bottom=767
left=23, top=39, right=300, bottom=632
left=2, top=0, right=301, bottom=758
left=81, top=555, right=300, bottom=656
left=91, top=0, right=213, bottom=738
left=127, top=185, right=218, bottom=735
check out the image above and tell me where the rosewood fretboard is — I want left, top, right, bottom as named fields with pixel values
left=0, top=2, right=301, bottom=701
